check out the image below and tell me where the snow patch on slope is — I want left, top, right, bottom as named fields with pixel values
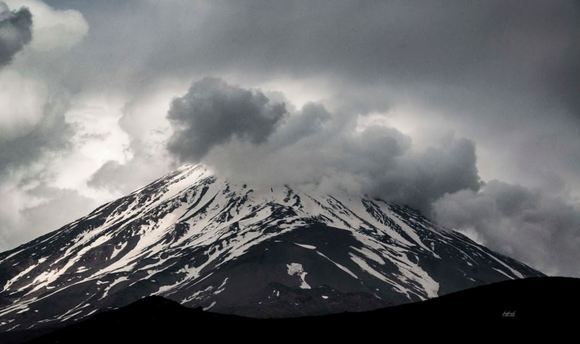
left=287, top=263, right=311, bottom=289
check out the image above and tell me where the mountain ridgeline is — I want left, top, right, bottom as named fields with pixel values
left=0, top=164, right=542, bottom=331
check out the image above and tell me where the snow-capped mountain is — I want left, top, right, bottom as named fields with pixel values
left=0, top=164, right=542, bottom=331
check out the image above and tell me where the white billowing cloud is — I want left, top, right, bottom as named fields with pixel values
left=4, top=0, right=88, bottom=52
left=0, top=69, right=47, bottom=140
left=87, top=81, right=183, bottom=196
left=51, top=94, right=132, bottom=194
left=0, top=0, right=91, bottom=249
left=119, top=80, right=180, bottom=146
left=0, top=0, right=88, bottom=149
left=0, top=92, right=132, bottom=249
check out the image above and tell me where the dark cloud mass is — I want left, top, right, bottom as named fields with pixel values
left=0, top=2, right=32, bottom=67
left=167, top=77, right=287, bottom=161
left=434, top=181, right=580, bottom=276
left=168, top=78, right=481, bottom=214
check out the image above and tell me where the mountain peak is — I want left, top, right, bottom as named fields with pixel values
left=0, top=165, right=542, bottom=331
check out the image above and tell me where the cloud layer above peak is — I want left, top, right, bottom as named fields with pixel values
left=166, top=77, right=482, bottom=215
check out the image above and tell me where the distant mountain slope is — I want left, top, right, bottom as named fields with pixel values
left=2, top=277, right=577, bottom=343
left=0, top=164, right=542, bottom=331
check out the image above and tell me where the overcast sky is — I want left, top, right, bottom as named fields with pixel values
left=0, top=0, right=579, bottom=276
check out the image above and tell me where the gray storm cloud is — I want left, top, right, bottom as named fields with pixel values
left=60, top=0, right=580, bottom=193
left=434, top=181, right=580, bottom=276
left=166, top=78, right=481, bottom=214
left=167, top=78, right=287, bottom=162
left=0, top=2, right=32, bottom=67
left=0, top=97, right=72, bottom=177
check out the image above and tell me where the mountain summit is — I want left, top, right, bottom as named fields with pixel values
left=0, top=164, right=541, bottom=331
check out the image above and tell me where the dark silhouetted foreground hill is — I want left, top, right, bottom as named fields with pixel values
left=1, top=276, right=577, bottom=343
